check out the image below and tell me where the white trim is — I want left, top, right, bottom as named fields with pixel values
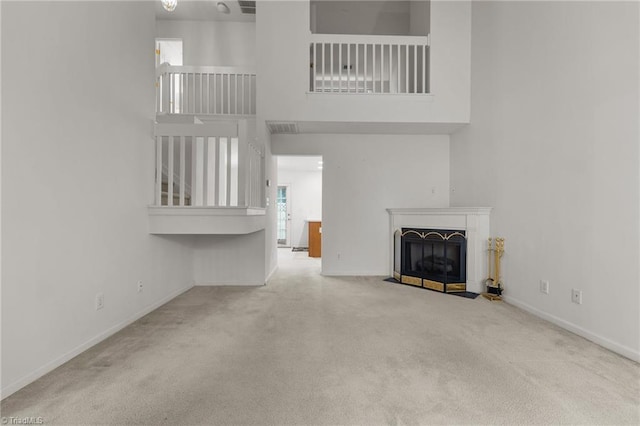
left=1, top=284, right=194, bottom=400
left=387, top=207, right=492, bottom=216
left=194, top=282, right=264, bottom=287
left=309, top=33, right=429, bottom=46
left=148, top=206, right=266, bottom=216
left=156, top=64, right=255, bottom=77
left=154, top=122, right=238, bottom=137
left=503, top=295, right=640, bottom=363
left=321, top=271, right=388, bottom=277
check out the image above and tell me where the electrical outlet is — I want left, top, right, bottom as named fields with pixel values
left=571, top=289, right=582, bottom=305
left=95, top=293, right=104, bottom=310
left=540, top=280, right=549, bottom=294
left=137, top=280, right=143, bottom=293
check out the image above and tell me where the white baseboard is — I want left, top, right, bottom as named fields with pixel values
left=503, top=295, right=640, bottom=363
left=321, top=271, right=388, bottom=277
left=194, top=282, right=263, bottom=286
left=1, top=283, right=194, bottom=400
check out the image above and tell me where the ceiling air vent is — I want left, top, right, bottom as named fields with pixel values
left=267, top=122, right=299, bottom=134
left=238, top=0, right=256, bottom=14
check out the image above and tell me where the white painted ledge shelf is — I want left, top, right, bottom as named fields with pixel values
left=148, top=206, right=266, bottom=235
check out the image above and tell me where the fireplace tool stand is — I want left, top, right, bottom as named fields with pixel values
left=482, top=237, right=505, bottom=301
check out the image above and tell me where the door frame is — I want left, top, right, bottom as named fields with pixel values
left=277, top=184, right=292, bottom=247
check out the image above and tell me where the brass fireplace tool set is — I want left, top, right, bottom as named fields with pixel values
left=482, top=237, right=505, bottom=301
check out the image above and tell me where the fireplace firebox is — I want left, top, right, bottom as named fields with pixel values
left=393, top=228, right=467, bottom=293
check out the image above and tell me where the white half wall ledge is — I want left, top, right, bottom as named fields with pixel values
left=148, top=206, right=266, bottom=235
left=387, top=207, right=492, bottom=294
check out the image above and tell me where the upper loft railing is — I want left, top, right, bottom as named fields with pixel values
left=156, top=64, right=256, bottom=115
left=309, top=34, right=430, bottom=94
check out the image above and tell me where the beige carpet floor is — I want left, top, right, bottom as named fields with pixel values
left=2, top=249, right=639, bottom=425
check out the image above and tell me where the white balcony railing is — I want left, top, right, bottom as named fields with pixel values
left=309, top=34, right=430, bottom=94
left=156, top=64, right=256, bottom=115
left=154, top=119, right=263, bottom=208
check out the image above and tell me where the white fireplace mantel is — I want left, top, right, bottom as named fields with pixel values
left=387, top=207, right=492, bottom=294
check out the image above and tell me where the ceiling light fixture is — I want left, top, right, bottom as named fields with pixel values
left=161, top=0, right=177, bottom=12
left=216, top=2, right=230, bottom=14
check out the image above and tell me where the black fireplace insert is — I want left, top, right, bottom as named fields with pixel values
left=393, top=228, right=467, bottom=293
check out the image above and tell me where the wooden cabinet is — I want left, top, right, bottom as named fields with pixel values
left=308, top=221, right=322, bottom=258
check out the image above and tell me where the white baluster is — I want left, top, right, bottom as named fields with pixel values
left=167, top=136, right=174, bottom=206
left=414, top=45, right=417, bottom=94
left=202, top=136, right=208, bottom=206
left=179, top=136, right=185, bottom=206
left=156, top=136, right=162, bottom=205
left=206, top=73, right=210, bottom=113
left=363, top=44, right=367, bottom=92
left=226, top=137, right=232, bottom=206
left=195, top=136, right=204, bottom=206
left=235, top=74, right=239, bottom=114
left=330, top=43, right=334, bottom=93
left=405, top=45, right=409, bottom=94
left=380, top=44, right=384, bottom=93
left=226, top=74, right=231, bottom=114
left=311, top=43, right=316, bottom=92
left=214, top=137, right=221, bottom=205
left=355, top=44, right=359, bottom=92
left=338, top=43, right=342, bottom=92
left=396, top=45, right=402, bottom=93
left=321, top=43, right=325, bottom=93
left=372, top=43, right=376, bottom=93
left=207, top=137, right=217, bottom=206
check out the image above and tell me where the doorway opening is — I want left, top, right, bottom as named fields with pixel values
left=155, top=38, right=183, bottom=113
left=155, top=38, right=183, bottom=67
left=276, top=155, right=323, bottom=261
left=277, top=184, right=291, bottom=247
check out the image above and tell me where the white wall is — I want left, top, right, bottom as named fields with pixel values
left=156, top=19, right=256, bottom=67
left=450, top=1, right=640, bottom=360
left=409, top=0, right=430, bottom=36
left=278, top=169, right=322, bottom=248
left=257, top=1, right=470, bottom=125
left=255, top=3, right=278, bottom=281
left=193, top=232, right=265, bottom=286
left=272, top=134, right=450, bottom=275
left=1, top=2, right=196, bottom=397
left=311, top=1, right=411, bottom=36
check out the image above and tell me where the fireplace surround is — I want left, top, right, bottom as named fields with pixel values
left=387, top=208, right=492, bottom=294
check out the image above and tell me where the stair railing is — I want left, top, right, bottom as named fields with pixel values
left=156, top=64, right=257, bottom=115
left=154, top=119, right=263, bottom=208
left=309, top=34, right=430, bottom=94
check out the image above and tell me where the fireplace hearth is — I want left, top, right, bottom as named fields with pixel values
left=393, top=228, right=467, bottom=293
